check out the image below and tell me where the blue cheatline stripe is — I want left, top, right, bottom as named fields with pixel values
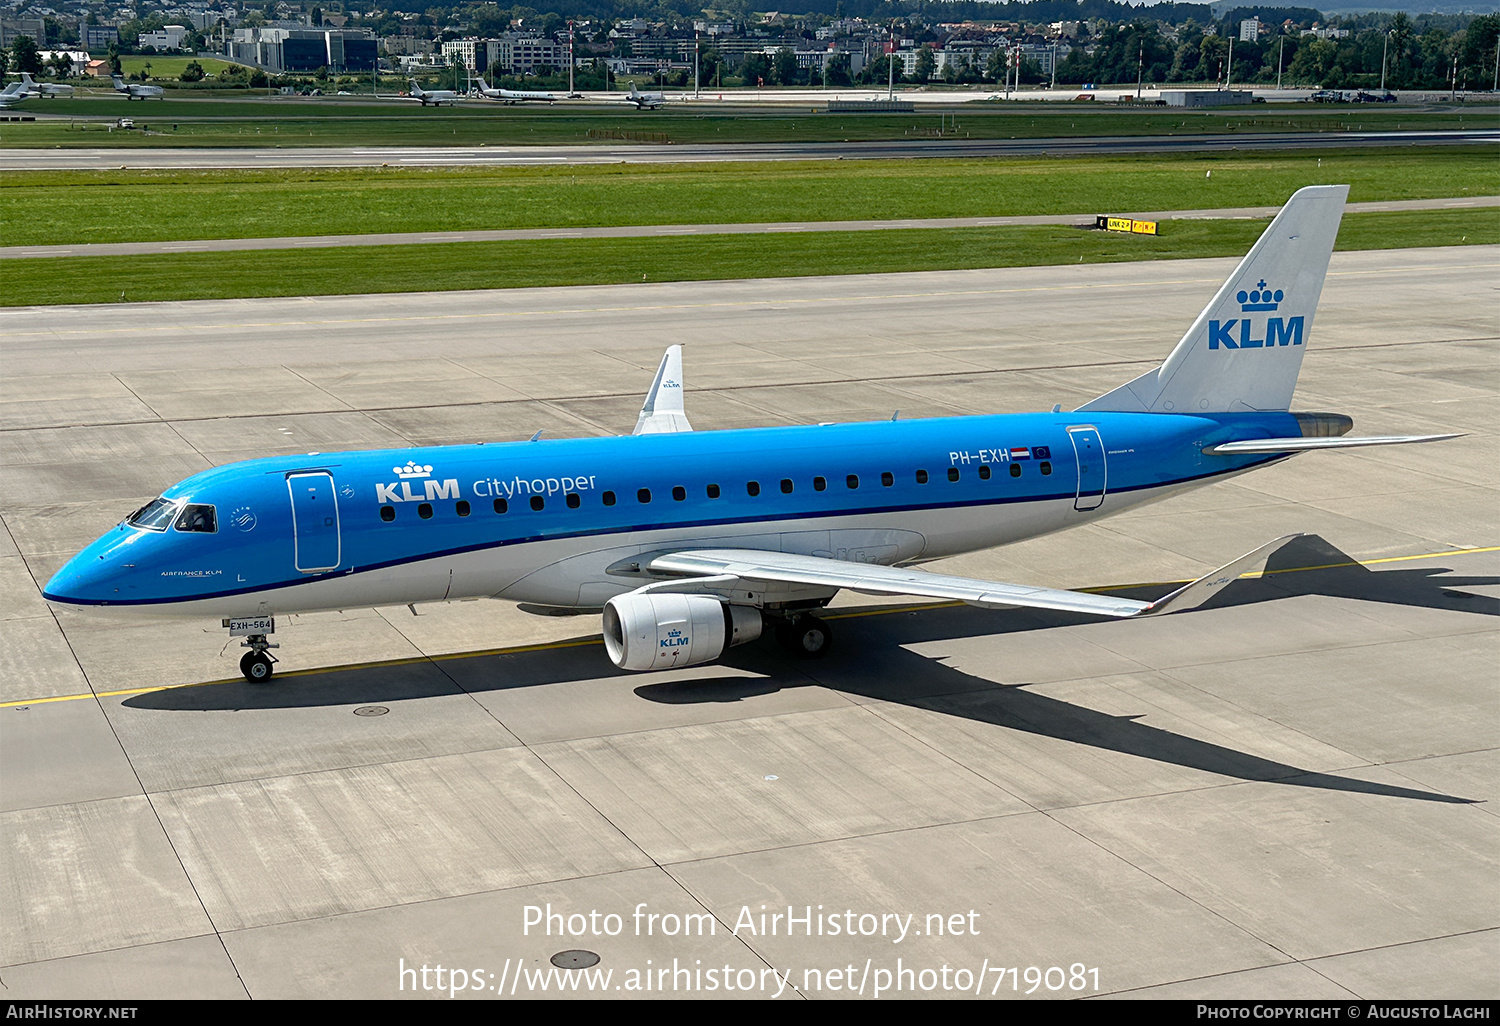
left=43, top=455, right=1284, bottom=609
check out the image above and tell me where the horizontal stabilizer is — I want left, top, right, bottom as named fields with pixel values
left=1207, top=434, right=1462, bottom=454
left=633, top=345, right=693, bottom=435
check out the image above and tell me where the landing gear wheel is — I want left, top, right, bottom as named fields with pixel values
left=240, top=651, right=275, bottom=683
left=776, top=616, right=833, bottom=659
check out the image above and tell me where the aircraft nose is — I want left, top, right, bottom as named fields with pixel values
left=42, top=529, right=137, bottom=606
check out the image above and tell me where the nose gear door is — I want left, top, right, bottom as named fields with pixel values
left=287, top=472, right=341, bottom=572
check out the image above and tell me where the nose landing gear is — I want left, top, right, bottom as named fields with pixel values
left=239, top=635, right=278, bottom=682
left=224, top=617, right=279, bottom=682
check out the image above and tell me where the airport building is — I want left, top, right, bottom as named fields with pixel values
left=227, top=25, right=378, bottom=72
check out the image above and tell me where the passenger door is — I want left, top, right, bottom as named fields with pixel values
left=1068, top=426, right=1107, bottom=512
left=287, top=472, right=342, bottom=572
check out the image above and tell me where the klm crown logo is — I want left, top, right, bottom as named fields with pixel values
left=1237, top=280, right=1284, bottom=312
left=1209, top=279, right=1303, bottom=351
left=394, top=462, right=434, bottom=480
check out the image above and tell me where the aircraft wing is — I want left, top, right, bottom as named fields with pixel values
left=635, top=535, right=1302, bottom=618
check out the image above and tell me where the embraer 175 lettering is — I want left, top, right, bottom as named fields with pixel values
left=112, top=74, right=164, bottom=99
left=45, top=186, right=1459, bottom=683
left=472, top=75, right=558, bottom=104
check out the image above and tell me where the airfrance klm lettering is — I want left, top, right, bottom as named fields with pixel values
left=1208, top=317, right=1305, bottom=351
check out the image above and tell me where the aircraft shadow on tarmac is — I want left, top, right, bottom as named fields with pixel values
left=125, top=535, right=1493, bottom=803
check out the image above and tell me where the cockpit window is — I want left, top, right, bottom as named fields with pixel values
left=174, top=504, right=217, bottom=534
left=126, top=497, right=179, bottom=532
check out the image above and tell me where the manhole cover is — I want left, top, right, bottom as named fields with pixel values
left=353, top=706, right=389, bottom=717
left=551, top=950, right=600, bottom=970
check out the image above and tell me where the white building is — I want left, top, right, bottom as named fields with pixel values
left=140, top=25, right=190, bottom=50
left=1239, top=18, right=1260, bottom=42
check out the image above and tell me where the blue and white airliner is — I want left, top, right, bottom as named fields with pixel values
left=44, top=186, right=1458, bottom=682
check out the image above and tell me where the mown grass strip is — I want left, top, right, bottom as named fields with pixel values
left=4, top=209, right=1493, bottom=308
left=1, top=150, right=1495, bottom=249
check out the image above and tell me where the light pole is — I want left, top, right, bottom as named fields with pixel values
left=1050, top=42, right=1056, bottom=91
left=1380, top=29, right=1389, bottom=92
left=1276, top=35, right=1284, bottom=90
left=1225, top=34, right=1233, bottom=89
left=567, top=20, right=574, bottom=96
left=1136, top=39, right=1143, bottom=99
left=694, top=31, right=699, bottom=98
left=888, top=22, right=895, bottom=100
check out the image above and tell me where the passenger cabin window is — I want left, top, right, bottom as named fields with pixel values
left=493, top=498, right=508, bottom=514
left=174, top=504, right=217, bottom=533
left=127, top=497, right=177, bottom=532
left=603, top=491, right=617, bottom=506
left=456, top=500, right=471, bottom=517
left=530, top=496, right=545, bottom=511
left=418, top=503, right=434, bottom=519
left=1040, top=461, right=1053, bottom=476
left=1010, top=463, right=1022, bottom=478
left=566, top=493, right=581, bottom=508
left=780, top=479, right=794, bottom=494
left=846, top=475, right=859, bottom=489
left=978, top=465, right=991, bottom=480
left=881, top=472, right=894, bottom=487
left=947, top=468, right=960, bottom=482
left=747, top=481, right=761, bottom=497
left=672, top=486, right=686, bottom=502
left=707, top=484, right=721, bottom=499
left=380, top=506, right=396, bottom=522
left=915, top=470, right=929, bottom=484
left=637, top=488, right=651, bottom=504
left=813, top=477, right=827, bottom=492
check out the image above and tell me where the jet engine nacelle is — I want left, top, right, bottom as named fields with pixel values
left=602, top=592, right=762, bottom=671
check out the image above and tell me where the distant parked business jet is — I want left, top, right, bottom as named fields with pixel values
left=0, top=80, right=31, bottom=108
left=624, top=84, right=666, bottom=109
left=45, top=186, right=1459, bottom=682
left=112, top=73, right=164, bottom=99
left=471, top=75, right=558, bottom=104
left=406, top=78, right=461, bottom=106
left=19, top=72, right=74, bottom=98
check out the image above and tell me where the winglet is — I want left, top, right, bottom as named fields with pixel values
left=1135, top=534, right=1303, bottom=617
left=633, top=345, right=693, bottom=435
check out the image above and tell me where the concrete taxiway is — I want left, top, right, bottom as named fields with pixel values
left=4, top=130, right=1496, bottom=172
left=0, top=247, right=1496, bottom=998
left=2, top=196, right=1494, bottom=262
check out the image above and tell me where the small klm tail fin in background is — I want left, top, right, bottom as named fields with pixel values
left=633, top=345, right=693, bottom=435
left=1078, top=184, right=1349, bottom=415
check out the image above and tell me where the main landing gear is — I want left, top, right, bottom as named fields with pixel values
left=774, top=614, right=833, bottom=659
left=239, top=635, right=278, bottom=682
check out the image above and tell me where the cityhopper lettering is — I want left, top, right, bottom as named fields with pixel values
left=1208, top=280, right=1304, bottom=351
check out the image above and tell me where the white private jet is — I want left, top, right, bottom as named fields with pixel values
left=407, top=78, right=461, bottom=106
left=112, top=73, right=164, bottom=99
left=19, top=72, right=74, bottom=98
left=471, top=75, right=558, bottom=104
left=0, top=80, right=32, bottom=108
left=624, top=84, right=666, bottom=109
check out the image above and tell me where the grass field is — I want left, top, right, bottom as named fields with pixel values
left=115, top=56, right=241, bottom=79
left=4, top=209, right=1491, bottom=308
left=3, top=150, right=1495, bottom=248
left=0, top=97, right=1486, bottom=149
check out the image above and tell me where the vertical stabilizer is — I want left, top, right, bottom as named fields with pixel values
left=633, top=345, right=693, bottom=435
left=1077, top=184, right=1348, bottom=415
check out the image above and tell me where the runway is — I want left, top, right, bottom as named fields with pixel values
left=3, top=196, right=1494, bottom=261
left=4, top=129, right=1496, bottom=171
left=1, top=248, right=1496, bottom=998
